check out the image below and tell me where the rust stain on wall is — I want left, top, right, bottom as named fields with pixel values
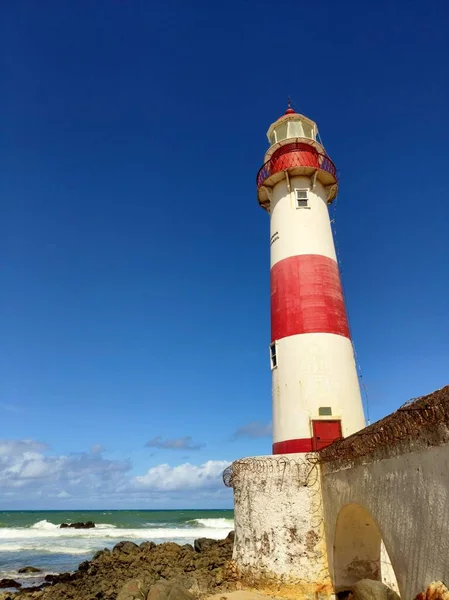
left=305, top=529, right=320, bottom=553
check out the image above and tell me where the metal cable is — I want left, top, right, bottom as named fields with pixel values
left=330, top=198, right=371, bottom=426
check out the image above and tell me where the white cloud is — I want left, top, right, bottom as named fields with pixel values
left=16, top=458, right=56, bottom=479
left=134, top=460, right=230, bottom=491
left=232, top=420, right=272, bottom=439
left=90, top=444, right=105, bottom=455
left=56, top=490, right=71, bottom=498
left=0, top=439, right=131, bottom=501
left=0, top=439, right=231, bottom=508
left=0, top=439, right=48, bottom=460
left=145, top=436, right=205, bottom=451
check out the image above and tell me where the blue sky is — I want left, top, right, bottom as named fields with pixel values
left=1, top=0, right=448, bottom=509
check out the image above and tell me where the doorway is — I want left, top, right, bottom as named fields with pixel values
left=312, top=419, right=342, bottom=450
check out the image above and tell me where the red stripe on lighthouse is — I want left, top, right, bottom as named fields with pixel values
left=272, top=438, right=313, bottom=454
left=271, top=254, right=350, bottom=341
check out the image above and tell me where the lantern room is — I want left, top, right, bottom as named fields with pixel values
left=267, top=109, right=317, bottom=147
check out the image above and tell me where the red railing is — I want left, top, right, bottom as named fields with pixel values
left=257, top=142, right=338, bottom=189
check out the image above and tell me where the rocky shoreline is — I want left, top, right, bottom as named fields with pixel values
left=0, top=531, right=418, bottom=600
left=0, top=532, right=236, bottom=600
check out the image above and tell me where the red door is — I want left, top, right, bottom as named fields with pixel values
left=312, top=420, right=342, bottom=451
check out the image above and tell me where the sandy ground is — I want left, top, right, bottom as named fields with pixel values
left=206, top=592, right=285, bottom=600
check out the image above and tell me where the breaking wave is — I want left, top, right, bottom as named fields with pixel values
left=0, top=543, right=94, bottom=555
left=188, top=518, right=234, bottom=528
left=0, top=517, right=234, bottom=556
left=30, top=520, right=116, bottom=531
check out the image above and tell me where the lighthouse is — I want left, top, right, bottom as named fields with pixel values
left=224, top=105, right=368, bottom=594
left=257, top=104, right=366, bottom=454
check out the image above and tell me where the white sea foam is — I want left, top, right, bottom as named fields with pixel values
left=0, top=544, right=95, bottom=555
left=191, top=518, right=234, bottom=529
left=1, top=570, right=52, bottom=580
left=0, top=526, right=230, bottom=541
left=30, top=520, right=58, bottom=530
left=0, top=518, right=234, bottom=556
left=29, top=520, right=115, bottom=531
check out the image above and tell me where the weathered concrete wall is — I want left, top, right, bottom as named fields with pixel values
left=321, top=425, right=449, bottom=599
left=224, top=455, right=332, bottom=599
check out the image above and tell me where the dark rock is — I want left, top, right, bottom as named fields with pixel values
left=193, top=538, right=218, bottom=553
left=139, top=541, right=156, bottom=552
left=116, top=579, right=150, bottom=600
left=350, top=579, right=401, bottom=600
left=44, top=572, right=79, bottom=585
left=18, top=566, right=42, bottom=574
left=60, top=521, right=95, bottom=529
left=225, top=530, right=235, bottom=544
left=112, top=541, right=141, bottom=556
left=147, top=581, right=195, bottom=600
left=193, top=531, right=234, bottom=553
left=0, top=579, right=21, bottom=589
left=93, top=547, right=111, bottom=561
left=181, top=544, right=194, bottom=552
left=21, top=585, right=47, bottom=593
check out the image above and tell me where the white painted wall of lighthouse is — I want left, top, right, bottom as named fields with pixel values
left=270, top=176, right=337, bottom=268
left=270, top=173, right=366, bottom=445
left=272, top=333, right=366, bottom=444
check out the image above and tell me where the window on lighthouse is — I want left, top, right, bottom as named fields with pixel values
left=295, top=189, right=309, bottom=208
left=273, top=122, right=288, bottom=143
left=288, top=120, right=304, bottom=138
left=269, top=342, right=277, bottom=369
left=302, top=122, right=313, bottom=139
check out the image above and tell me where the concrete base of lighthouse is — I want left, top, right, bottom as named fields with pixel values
left=224, top=454, right=333, bottom=600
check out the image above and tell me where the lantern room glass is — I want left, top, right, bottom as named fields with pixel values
left=270, top=117, right=316, bottom=145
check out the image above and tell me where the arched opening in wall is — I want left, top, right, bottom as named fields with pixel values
left=333, top=503, right=399, bottom=595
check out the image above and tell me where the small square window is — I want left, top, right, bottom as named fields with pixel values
left=295, top=189, right=309, bottom=208
left=269, top=342, right=277, bottom=369
left=318, top=407, right=333, bottom=416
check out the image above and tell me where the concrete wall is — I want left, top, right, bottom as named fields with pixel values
left=226, top=454, right=332, bottom=599
left=321, top=426, right=449, bottom=599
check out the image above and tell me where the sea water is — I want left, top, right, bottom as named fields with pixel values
left=0, top=510, right=234, bottom=586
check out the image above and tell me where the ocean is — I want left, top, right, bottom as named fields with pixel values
left=0, top=510, right=234, bottom=587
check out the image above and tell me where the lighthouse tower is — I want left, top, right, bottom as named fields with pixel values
left=257, top=104, right=366, bottom=454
